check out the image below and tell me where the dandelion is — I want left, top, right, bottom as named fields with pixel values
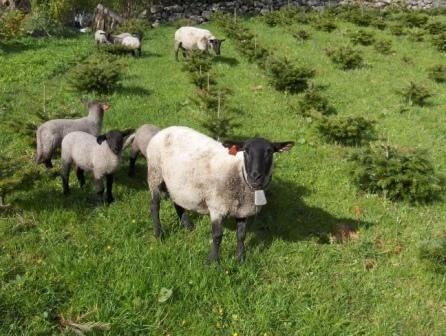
left=106, top=245, right=112, bottom=251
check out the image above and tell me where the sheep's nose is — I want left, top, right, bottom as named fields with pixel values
left=251, top=171, right=263, bottom=181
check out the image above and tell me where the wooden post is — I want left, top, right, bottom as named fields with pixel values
left=43, top=83, right=46, bottom=115
left=234, top=6, right=237, bottom=24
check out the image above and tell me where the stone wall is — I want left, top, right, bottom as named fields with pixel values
left=146, top=0, right=446, bottom=27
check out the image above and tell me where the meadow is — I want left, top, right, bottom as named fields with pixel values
left=1, top=8, right=446, bottom=335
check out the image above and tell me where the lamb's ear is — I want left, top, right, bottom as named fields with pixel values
left=222, top=140, right=245, bottom=151
left=97, top=134, right=107, bottom=144
left=273, top=141, right=295, bottom=153
left=101, top=102, right=111, bottom=111
left=122, top=128, right=135, bottom=137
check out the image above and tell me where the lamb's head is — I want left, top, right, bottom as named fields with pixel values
left=209, top=38, right=225, bottom=56
left=83, top=99, right=112, bottom=116
left=97, top=129, right=135, bottom=155
left=132, top=31, right=143, bottom=41
left=223, top=138, right=294, bottom=190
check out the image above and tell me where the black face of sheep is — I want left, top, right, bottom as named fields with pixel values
left=97, top=129, right=135, bottom=155
left=132, top=31, right=143, bottom=41
left=209, top=39, right=225, bottom=56
left=223, top=138, right=294, bottom=190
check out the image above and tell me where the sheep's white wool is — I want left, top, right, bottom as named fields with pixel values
left=94, top=30, right=109, bottom=44
left=174, top=26, right=216, bottom=52
left=124, top=124, right=160, bottom=159
left=61, top=131, right=120, bottom=179
left=147, top=126, right=258, bottom=219
left=121, top=36, right=141, bottom=50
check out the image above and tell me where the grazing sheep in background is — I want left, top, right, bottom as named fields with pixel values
left=61, top=129, right=134, bottom=204
left=95, top=29, right=111, bottom=45
left=36, top=100, right=110, bottom=169
left=174, top=26, right=225, bottom=61
left=123, top=124, right=160, bottom=177
left=112, top=32, right=143, bottom=56
left=146, top=126, right=294, bottom=262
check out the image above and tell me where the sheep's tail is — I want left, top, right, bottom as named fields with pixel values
left=123, top=133, right=136, bottom=149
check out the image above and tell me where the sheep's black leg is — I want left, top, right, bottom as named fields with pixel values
left=182, top=47, right=187, bottom=59
left=62, top=162, right=71, bottom=195
left=105, top=174, right=114, bottom=204
left=236, top=218, right=247, bottom=262
left=44, top=159, right=53, bottom=169
left=138, top=47, right=142, bottom=57
left=94, top=178, right=105, bottom=205
left=208, top=217, right=223, bottom=263
left=174, top=203, right=193, bottom=230
left=128, top=152, right=138, bottom=177
left=151, top=188, right=162, bottom=238
left=76, top=167, right=85, bottom=188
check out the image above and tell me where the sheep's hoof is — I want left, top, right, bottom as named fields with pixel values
left=106, top=196, right=114, bottom=204
left=181, top=216, right=194, bottom=231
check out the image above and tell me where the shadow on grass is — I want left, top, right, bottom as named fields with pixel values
left=227, top=177, right=372, bottom=248
left=213, top=56, right=240, bottom=66
left=0, top=40, right=45, bottom=55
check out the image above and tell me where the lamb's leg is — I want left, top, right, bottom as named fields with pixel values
left=94, top=178, right=105, bottom=205
left=105, top=174, right=114, bottom=204
left=208, top=214, right=223, bottom=263
left=62, top=161, right=71, bottom=195
left=76, top=167, right=85, bottom=188
left=128, top=151, right=138, bottom=177
left=174, top=203, right=193, bottom=230
left=235, top=218, right=247, bottom=262
left=182, top=47, right=187, bottom=59
left=151, top=186, right=162, bottom=238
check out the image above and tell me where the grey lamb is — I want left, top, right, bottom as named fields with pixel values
left=35, top=100, right=110, bottom=168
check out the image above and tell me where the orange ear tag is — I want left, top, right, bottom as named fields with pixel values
left=228, top=145, right=238, bottom=156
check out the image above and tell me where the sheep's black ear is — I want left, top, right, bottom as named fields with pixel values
left=220, top=39, right=226, bottom=42
left=222, top=140, right=245, bottom=151
left=122, top=128, right=135, bottom=137
left=97, top=134, right=107, bottom=144
left=273, top=141, right=294, bottom=153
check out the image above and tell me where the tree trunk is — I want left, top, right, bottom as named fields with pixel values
left=93, top=3, right=124, bottom=31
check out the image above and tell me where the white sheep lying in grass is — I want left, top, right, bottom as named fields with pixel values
left=146, top=126, right=294, bottom=262
left=36, top=100, right=110, bottom=168
left=95, top=29, right=111, bottom=45
left=123, top=124, right=160, bottom=177
left=174, top=26, right=225, bottom=61
left=61, top=129, right=133, bottom=204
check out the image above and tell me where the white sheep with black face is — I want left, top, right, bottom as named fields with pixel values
left=61, top=129, right=134, bottom=205
left=123, top=124, right=160, bottom=177
left=146, top=126, right=294, bottom=262
left=35, top=100, right=110, bottom=168
left=174, top=26, right=225, bottom=61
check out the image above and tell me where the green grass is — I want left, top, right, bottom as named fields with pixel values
left=1, top=13, right=446, bottom=335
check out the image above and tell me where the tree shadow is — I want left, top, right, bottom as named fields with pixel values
left=224, top=177, right=373, bottom=250
left=213, top=56, right=239, bottom=67
left=119, top=86, right=152, bottom=96
left=0, top=40, right=45, bottom=55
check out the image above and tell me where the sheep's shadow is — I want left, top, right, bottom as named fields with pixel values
left=224, top=178, right=372, bottom=249
left=213, top=56, right=239, bottom=67
left=119, top=86, right=152, bottom=96
left=141, top=51, right=163, bottom=58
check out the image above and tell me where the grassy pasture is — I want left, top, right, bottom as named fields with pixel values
left=1, top=12, right=446, bottom=335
